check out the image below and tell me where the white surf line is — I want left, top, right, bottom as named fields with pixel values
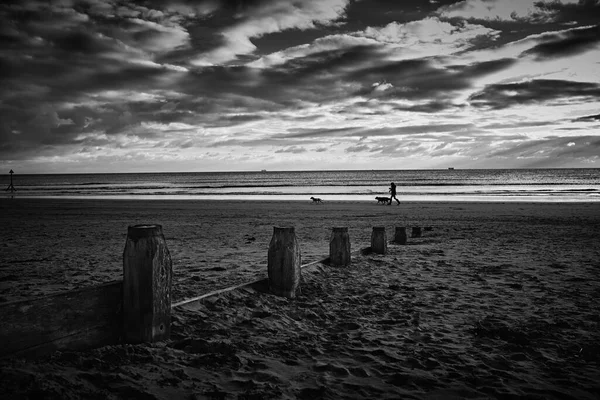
left=172, top=248, right=364, bottom=309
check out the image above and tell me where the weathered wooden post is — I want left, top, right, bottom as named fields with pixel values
left=412, top=226, right=422, bottom=238
left=123, top=224, right=172, bottom=344
left=268, top=227, right=301, bottom=298
left=330, top=227, right=351, bottom=267
left=371, top=227, right=387, bottom=254
left=394, top=226, right=407, bottom=244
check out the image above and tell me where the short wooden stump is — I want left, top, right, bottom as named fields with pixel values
left=371, top=227, right=387, bottom=254
left=394, top=226, right=407, bottom=245
left=330, top=227, right=351, bottom=267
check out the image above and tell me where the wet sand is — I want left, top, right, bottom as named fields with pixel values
left=1, top=199, right=599, bottom=399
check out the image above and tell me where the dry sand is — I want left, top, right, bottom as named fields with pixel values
left=0, top=198, right=599, bottom=399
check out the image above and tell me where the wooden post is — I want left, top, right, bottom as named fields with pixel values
left=268, top=227, right=301, bottom=298
left=330, top=227, right=351, bottom=267
left=394, top=226, right=407, bottom=244
left=6, top=169, right=16, bottom=192
left=412, top=226, right=422, bottom=238
left=123, top=224, right=172, bottom=344
left=371, top=227, right=387, bottom=254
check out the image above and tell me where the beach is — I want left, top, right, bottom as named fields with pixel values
left=1, top=198, right=599, bottom=399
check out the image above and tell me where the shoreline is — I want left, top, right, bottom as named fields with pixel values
left=3, top=196, right=600, bottom=203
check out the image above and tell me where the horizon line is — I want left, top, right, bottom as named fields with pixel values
left=4, top=166, right=600, bottom=175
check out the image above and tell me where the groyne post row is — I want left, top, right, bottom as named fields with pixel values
left=122, top=224, right=429, bottom=335
left=267, top=225, right=427, bottom=299
left=1, top=224, right=428, bottom=359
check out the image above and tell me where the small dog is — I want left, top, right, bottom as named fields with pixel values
left=375, top=196, right=390, bottom=204
left=310, top=196, right=323, bottom=204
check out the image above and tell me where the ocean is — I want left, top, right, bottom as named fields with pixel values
left=3, top=169, right=600, bottom=202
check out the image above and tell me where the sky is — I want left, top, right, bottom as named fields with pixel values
left=1, top=0, right=599, bottom=173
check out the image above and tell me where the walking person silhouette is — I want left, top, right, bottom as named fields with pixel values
left=388, top=182, right=400, bottom=205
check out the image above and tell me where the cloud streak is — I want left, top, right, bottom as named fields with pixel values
left=438, top=0, right=581, bottom=23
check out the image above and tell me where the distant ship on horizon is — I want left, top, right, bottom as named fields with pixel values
left=448, top=167, right=455, bottom=170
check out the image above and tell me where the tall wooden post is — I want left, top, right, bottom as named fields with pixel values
left=6, top=169, right=16, bottom=192
left=371, top=227, right=387, bottom=254
left=123, top=224, right=172, bottom=343
left=394, top=227, right=407, bottom=245
left=267, top=227, right=301, bottom=298
left=412, top=226, right=422, bottom=238
left=330, top=227, right=351, bottom=267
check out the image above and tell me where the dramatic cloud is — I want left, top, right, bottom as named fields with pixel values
left=522, top=24, right=600, bottom=60
left=191, top=0, right=352, bottom=65
left=356, top=17, right=501, bottom=56
left=469, top=79, right=600, bottom=109
left=1, top=0, right=599, bottom=172
left=438, top=0, right=581, bottom=23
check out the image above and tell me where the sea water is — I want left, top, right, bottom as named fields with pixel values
left=4, top=169, right=600, bottom=202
